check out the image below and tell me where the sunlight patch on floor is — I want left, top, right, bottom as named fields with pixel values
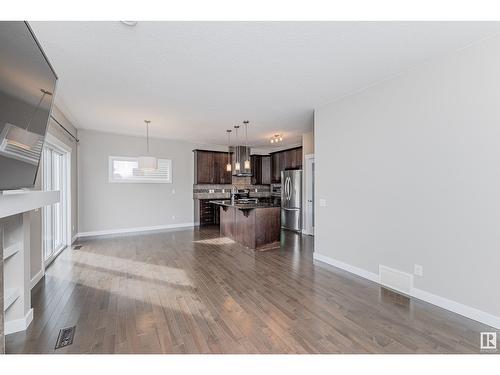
left=194, top=237, right=235, bottom=245
left=58, top=250, right=194, bottom=287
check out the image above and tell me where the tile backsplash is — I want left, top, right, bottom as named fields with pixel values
left=193, top=184, right=270, bottom=199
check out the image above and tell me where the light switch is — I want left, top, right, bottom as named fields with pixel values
left=414, top=264, right=423, bottom=276
left=172, top=189, right=176, bottom=194
left=319, top=199, right=327, bottom=207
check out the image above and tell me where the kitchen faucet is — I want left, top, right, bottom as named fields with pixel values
left=230, top=185, right=238, bottom=204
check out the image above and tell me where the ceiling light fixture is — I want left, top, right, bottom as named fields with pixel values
left=226, top=129, right=232, bottom=172
left=270, top=134, right=283, bottom=144
left=138, top=120, right=157, bottom=171
left=243, top=120, right=251, bottom=170
left=120, top=21, right=138, bottom=27
left=234, top=125, right=240, bottom=172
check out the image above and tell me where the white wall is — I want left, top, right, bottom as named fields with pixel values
left=77, top=129, right=225, bottom=235
left=315, top=34, right=500, bottom=326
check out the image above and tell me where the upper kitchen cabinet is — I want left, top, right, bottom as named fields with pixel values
left=271, top=152, right=284, bottom=183
left=194, top=150, right=232, bottom=184
left=270, top=147, right=302, bottom=183
left=261, top=155, right=271, bottom=184
left=251, top=155, right=271, bottom=185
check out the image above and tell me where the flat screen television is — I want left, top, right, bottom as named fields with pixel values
left=0, top=21, right=57, bottom=191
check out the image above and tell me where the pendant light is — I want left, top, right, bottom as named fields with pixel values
left=243, top=120, right=251, bottom=170
left=270, top=134, right=283, bottom=144
left=1, top=89, right=52, bottom=153
left=234, top=125, right=240, bottom=172
left=226, top=129, right=232, bottom=172
left=138, top=120, right=157, bottom=171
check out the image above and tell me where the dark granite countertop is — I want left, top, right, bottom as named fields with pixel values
left=209, top=200, right=280, bottom=210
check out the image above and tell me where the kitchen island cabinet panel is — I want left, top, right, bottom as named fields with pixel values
left=216, top=203, right=280, bottom=251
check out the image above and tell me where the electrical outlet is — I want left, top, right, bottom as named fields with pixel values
left=172, top=189, right=175, bottom=194
left=172, top=215, right=176, bottom=220
left=414, top=264, right=423, bottom=277
left=255, top=188, right=258, bottom=193
left=319, top=199, right=327, bottom=207
left=209, top=189, right=214, bottom=193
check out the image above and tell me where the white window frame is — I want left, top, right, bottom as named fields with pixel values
left=42, top=133, right=72, bottom=268
left=108, top=156, right=172, bottom=184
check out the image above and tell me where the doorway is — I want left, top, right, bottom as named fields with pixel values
left=304, top=154, right=315, bottom=236
left=42, top=134, right=71, bottom=265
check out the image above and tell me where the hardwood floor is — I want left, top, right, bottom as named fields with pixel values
left=5, top=226, right=494, bottom=354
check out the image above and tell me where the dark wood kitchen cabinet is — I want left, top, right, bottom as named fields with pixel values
left=270, top=147, right=302, bottom=183
left=271, top=152, right=283, bottom=183
left=250, top=155, right=271, bottom=185
left=194, top=150, right=232, bottom=184
left=260, top=155, right=271, bottom=184
left=199, top=199, right=220, bottom=225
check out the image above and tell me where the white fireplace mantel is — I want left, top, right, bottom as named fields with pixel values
left=0, top=190, right=60, bottom=219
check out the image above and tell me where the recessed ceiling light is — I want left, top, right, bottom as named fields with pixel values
left=120, top=21, right=138, bottom=27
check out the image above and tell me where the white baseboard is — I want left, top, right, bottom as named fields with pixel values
left=5, top=308, right=34, bottom=335
left=71, top=235, right=78, bottom=244
left=30, top=269, right=45, bottom=289
left=77, top=222, right=195, bottom=238
left=313, top=252, right=500, bottom=329
left=313, top=252, right=378, bottom=283
left=411, top=288, right=500, bottom=330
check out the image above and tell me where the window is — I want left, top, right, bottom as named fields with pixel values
left=109, top=156, right=172, bottom=183
left=42, top=138, right=71, bottom=264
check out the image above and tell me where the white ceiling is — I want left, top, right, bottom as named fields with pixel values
left=30, top=21, right=500, bottom=148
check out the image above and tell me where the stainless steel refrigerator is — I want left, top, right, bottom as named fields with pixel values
left=281, top=170, right=302, bottom=232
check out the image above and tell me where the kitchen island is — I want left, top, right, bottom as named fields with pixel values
left=210, top=200, right=281, bottom=251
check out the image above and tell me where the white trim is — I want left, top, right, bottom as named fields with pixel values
left=4, top=308, right=33, bottom=335
left=313, top=251, right=500, bottom=329
left=30, top=269, right=45, bottom=289
left=71, top=234, right=78, bottom=244
left=41, top=137, right=72, bottom=266
left=303, top=153, right=315, bottom=236
left=77, top=222, right=195, bottom=238
left=44, top=244, right=66, bottom=268
left=108, top=156, right=172, bottom=184
left=313, top=252, right=378, bottom=283
left=411, top=288, right=500, bottom=330
left=45, top=132, right=72, bottom=153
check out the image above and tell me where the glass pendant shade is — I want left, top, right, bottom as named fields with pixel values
left=226, top=163, right=231, bottom=172
left=235, top=161, right=241, bottom=171
left=244, top=159, right=250, bottom=169
left=138, top=155, right=157, bottom=171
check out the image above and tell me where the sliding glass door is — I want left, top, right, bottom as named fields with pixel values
left=42, top=143, right=69, bottom=263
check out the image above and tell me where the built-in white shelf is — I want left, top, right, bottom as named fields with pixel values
left=3, top=241, right=21, bottom=261
left=4, top=287, right=21, bottom=311
left=0, top=189, right=59, bottom=219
